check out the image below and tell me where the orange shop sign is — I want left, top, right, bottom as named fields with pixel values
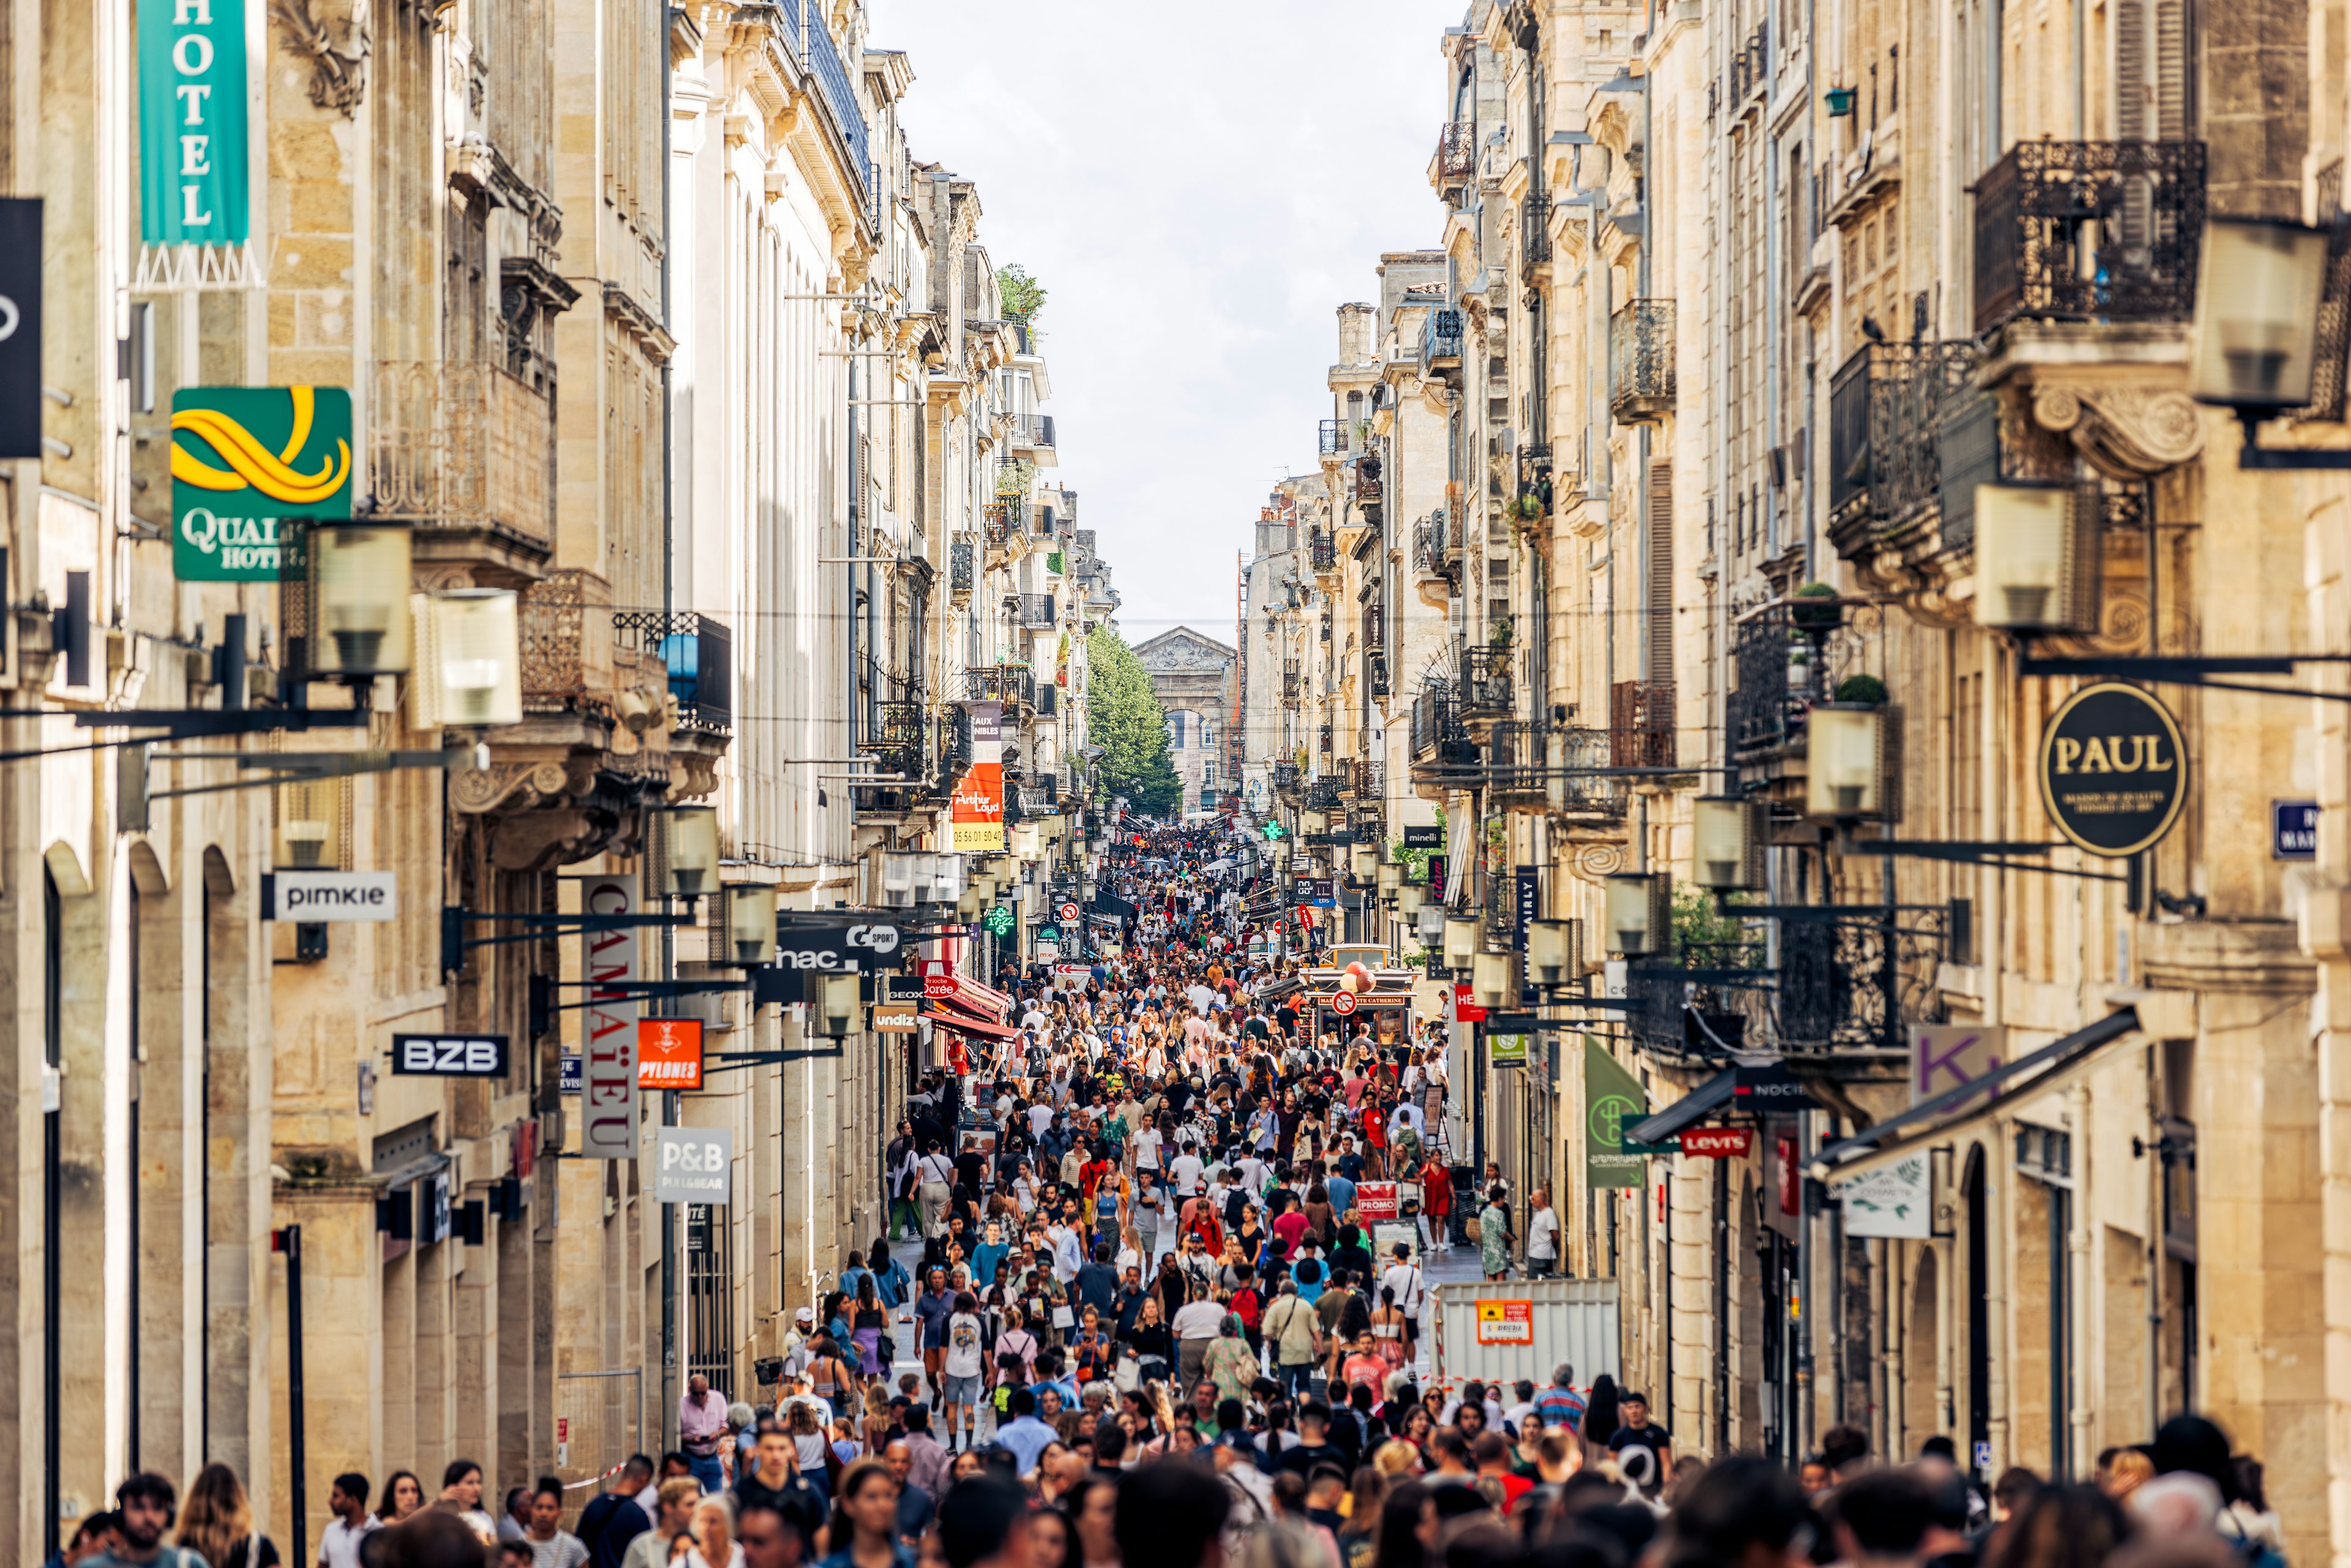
left=637, top=1018, right=705, bottom=1091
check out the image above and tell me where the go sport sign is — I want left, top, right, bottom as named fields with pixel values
left=171, top=387, right=353, bottom=582
left=2038, top=682, right=2187, bottom=857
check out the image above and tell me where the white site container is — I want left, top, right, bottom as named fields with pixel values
left=1428, top=1277, right=1621, bottom=1398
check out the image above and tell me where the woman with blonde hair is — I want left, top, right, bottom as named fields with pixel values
left=685, top=1495, right=742, bottom=1568
left=179, top=1463, right=283, bottom=1568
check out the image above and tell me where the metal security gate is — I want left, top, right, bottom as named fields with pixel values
left=686, top=1203, right=737, bottom=1396
left=555, top=1368, right=643, bottom=1517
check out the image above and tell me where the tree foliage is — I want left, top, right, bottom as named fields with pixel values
left=996, top=264, right=1048, bottom=324
left=1086, top=626, right=1183, bottom=816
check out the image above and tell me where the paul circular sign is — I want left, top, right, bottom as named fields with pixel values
left=2038, top=681, right=2187, bottom=857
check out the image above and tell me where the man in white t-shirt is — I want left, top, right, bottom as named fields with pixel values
left=940, top=1297, right=987, bottom=1450
left=1131, top=1120, right=1163, bottom=1175
left=1172, top=1295, right=1229, bottom=1394
left=1168, top=1141, right=1206, bottom=1198
left=1526, top=1188, right=1561, bottom=1277
left=1379, top=1244, right=1428, bottom=1349
left=1027, top=1101, right=1056, bottom=1139
left=318, top=1474, right=381, bottom=1568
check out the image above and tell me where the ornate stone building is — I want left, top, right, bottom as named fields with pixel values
left=1134, top=627, right=1236, bottom=814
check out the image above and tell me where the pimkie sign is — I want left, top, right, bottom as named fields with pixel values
left=2038, top=682, right=2186, bottom=857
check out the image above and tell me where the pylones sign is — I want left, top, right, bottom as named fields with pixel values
left=171, top=386, right=353, bottom=581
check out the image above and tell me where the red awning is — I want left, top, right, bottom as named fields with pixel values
left=934, top=973, right=1012, bottom=1022
left=924, top=1008, right=1021, bottom=1041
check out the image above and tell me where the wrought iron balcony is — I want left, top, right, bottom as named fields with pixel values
left=1828, top=340, right=1980, bottom=559
left=949, top=535, right=976, bottom=601
left=1015, top=593, right=1058, bottom=630
left=1306, top=774, right=1342, bottom=810
left=1410, top=689, right=1467, bottom=764
left=370, top=360, right=555, bottom=547
left=1417, top=510, right=1463, bottom=587
left=1368, top=650, right=1392, bottom=698
left=1272, top=759, right=1302, bottom=798
left=1730, top=604, right=1812, bottom=757
left=1610, top=300, right=1677, bottom=422
left=1522, top=194, right=1552, bottom=268
left=1971, top=139, right=2206, bottom=336
left=1307, top=530, right=1337, bottom=575
left=1460, top=645, right=1515, bottom=720
left=983, top=501, right=1018, bottom=550
left=1318, top=420, right=1348, bottom=456
left=1435, top=121, right=1478, bottom=179
left=1420, top=308, right=1465, bottom=372
left=612, top=609, right=734, bottom=732
left=963, top=664, right=1036, bottom=710
left=520, top=571, right=658, bottom=726
left=1354, top=453, right=1384, bottom=505
left=1609, top=679, right=1676, bottom=768
left=1316, top=724, right=1334, bottom=756
left=1281, top=662, right=1302, bottom=704
left=861, top=699, right=931, bottom=803
left=1351, top=758, right=1384, bottom=800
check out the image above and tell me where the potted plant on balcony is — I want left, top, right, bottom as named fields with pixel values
left=1488, top=613, right=1514, bottom=651
left=1789, top=580, right=1843, bottom=632
left=1834, top=673, right=1888, bottom=707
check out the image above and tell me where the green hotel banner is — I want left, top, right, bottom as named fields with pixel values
left=140, top=0, right=250, bottom=245
left=1583, top=1036, right=1649, bottom=1188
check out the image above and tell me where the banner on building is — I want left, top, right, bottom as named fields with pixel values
left=138, top=0, right=250, bottom=245
left=171, top=386, right=352, bottom=581
left=1911, top=1024, right=2005, bottom=1108
left=1513, top=867, right=1539, bottom=953
left=1835, top=1152, right=1933, bottom=1238
left=1583, top=1037, right=1648, bottom=1188
left=576, top=874, right=640, bottom=1160
left=951, top=701, right=1005, bottom=850
left=0, top=200, right=41, bottom=460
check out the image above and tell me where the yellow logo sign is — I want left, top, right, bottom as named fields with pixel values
left=171, top=385, right=351, bottom=504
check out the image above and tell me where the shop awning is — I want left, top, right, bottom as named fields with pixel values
left=933, top=974, right=1013, bottom=1022
left=924, top=1007, right=1021, bottom=1041
left=1809, top=1007, right=2143, bottom=1182
left=1623, top=1070, right=1739, bottom=1146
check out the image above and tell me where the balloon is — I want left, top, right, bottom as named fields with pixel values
left=1339, top=970, right=1363, bottom=995
left=1344, top=961, right=1374, bottom=991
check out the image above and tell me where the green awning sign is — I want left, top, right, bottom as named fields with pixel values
left=171, top=387, right=352, bottom=581
left=1584, top=1037, right=1649, bottom=1188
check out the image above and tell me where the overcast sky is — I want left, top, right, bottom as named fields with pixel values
left=876, top=0, right=1463, bottom=647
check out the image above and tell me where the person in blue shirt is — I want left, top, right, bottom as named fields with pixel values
left=1325, top=1169, right=1356, bottom=1221
left=839, top=1251, right=874, bottom=1310
left=994, top=1387, right=1059, bottom=1476
left=970, top=1221, right=1010, bottom=1288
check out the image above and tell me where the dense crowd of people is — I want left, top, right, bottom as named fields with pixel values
left=53, top=820, right=2293, bottom=1568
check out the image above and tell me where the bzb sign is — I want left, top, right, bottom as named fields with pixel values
left=2038, top=682, right=2186, bottom=858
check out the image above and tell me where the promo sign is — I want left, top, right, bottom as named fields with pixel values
left=1355, top=1182, right=1400, bottom=1221
left=1451, top=981, right=1485, bottom=1024
left=263, top=870, right=396, bottom=922
left=138, top=0, right=249, bottom=245
left=577, top=875, right=640, bottom=1161
left=2037, top=681, right=2187, bottom=857
left=772, top=921, right=907, bottom=972
left=1835, top=1152, right=1933, bottom=1238
left=951, top=701, right=1005, bottom=851
left=171, top=387, right=353, bottom=582
left=653, top=1125, right=733, bottom=1204
left=637, top=1018, right=705, bottom=1091
left=0, top=200, right=40, bottom=459
left=391, top=1033, right=510, bottom=1077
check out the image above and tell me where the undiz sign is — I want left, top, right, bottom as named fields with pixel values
left=2038, top=681, right=2187, bottom=857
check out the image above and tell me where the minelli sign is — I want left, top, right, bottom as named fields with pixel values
left=171, top=386, right=353, bottom=581
left=951, top=700, right=1005, bottom=851
left=2038, top=681, right=2186, bottom=857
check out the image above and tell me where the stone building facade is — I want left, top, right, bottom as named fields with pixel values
left=1249, top=1, right=2350, bottom=1561
left=1134, top=627, right=1235, bottom=816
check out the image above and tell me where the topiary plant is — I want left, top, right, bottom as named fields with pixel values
left=1790, top=581, right=1843, bottom=632
left=1834, top=673, right=1888, bottom=706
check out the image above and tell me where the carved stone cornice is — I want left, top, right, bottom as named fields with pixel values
left=2027, top=383, right=2206, bottom=478
left=272, top=0, right=369, bottom=118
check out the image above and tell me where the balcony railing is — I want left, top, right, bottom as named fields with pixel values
left=963, top=664, right=1036, bottom=710
left=1971, top=140, right=2206, bottom=336
left=1828, top=340, right=1981, bottom=557
left=1354, top=454, right=1384, bottom=505
left=1522, top=194, right=1552, bottom=268
left=1411, top=689, right=1466, bottom=762
left=801, top=12, right=871, bottom=211
left=1420, top=308, right=1464, bottom=370
left=1368, top=650, right=1391, bottom=697
left=949, top=536, right=976, bottom=600
left=863, top=700, right=930, bottom=799
left=1436, top=121, right=1478, bottom=179
left=1610, top=300, right=1677, bottom=422
left=1351, top=758, right=1384, bottom=800
left=1730, top=605, right=1812, bottom=757
left=520, top=569, right=629, bottom=720
left=983, top=501, right=1018, bottom=549
left=613, top=609, right=733, bottom=732
left=1272, top=760, right=1302, bottom=798
left=1306, top=775, right=1342, bottom=811
left=1318, top=419, right=1348, bottom=456
left=1414, top=510, right=1461, bottom=583
left=1460, top=645, right=1513, bottom=719
left=1308, top=530, right=1337, bottom=572
left=1015, top=593, right=1057, bottom=630
left=370, top=360, right=555, bottom=544
left=1610, top=679, right=1676, bottom=768
left=1282, top=662, right=1302, bottom=703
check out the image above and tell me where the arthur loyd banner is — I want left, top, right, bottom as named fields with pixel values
left=951, top=701, right=1005, bottom=851
left=139, top=0, right=250, bottom=246
left=1584, top=1037, right=1649, bottom=1188
left=171, top=386, right=353, bottom=581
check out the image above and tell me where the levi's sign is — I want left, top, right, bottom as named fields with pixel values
left=264, top=870, right=396, bottom=922
left=391, top=1033, right=510, bottom=1078
left=1681, top=1127, right=1754, bottom=1158
left=773, top=921, right=907, bottom=972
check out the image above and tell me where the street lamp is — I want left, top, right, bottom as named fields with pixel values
left=311, top=522, right=413, bottom=676
left=1442, top=915, right=1478, bottom=972
left=1603, top=871, right=1669, bottom=956
left=426, top=590, right=523, bottom=726
left=1395, top=880, right=1422, bottom=922
left=726, top=884, right=778, bottom=964
left=1805, top=705, right=1892, bottom=819
left=2189, top=216, right=2351, bottom=469
left=1472, top=948, right=1515, bottom=1007
left=1973, top=484, right=2088, bottom=629
left=817, top=972, right=860, bottom=1037
left=1528, top=917, right=1575, bottom=983
left=1691, top=795, right=1766, bottom=890
left=1376, top=860, right=1401, bottom=899
left=661, top=806, right=720, bottom=897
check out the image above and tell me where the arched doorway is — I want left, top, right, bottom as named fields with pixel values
left=1905, top=1247, right=1943, bottom=1456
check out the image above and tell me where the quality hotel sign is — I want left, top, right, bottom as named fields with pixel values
left=2038, top=682, right=2187, bottom=857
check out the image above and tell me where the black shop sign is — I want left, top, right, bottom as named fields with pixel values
left=2037, top=682, right=2186, bottom=858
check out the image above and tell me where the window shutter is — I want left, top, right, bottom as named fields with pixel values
left=1646, top=459, right=1674, bottom=681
